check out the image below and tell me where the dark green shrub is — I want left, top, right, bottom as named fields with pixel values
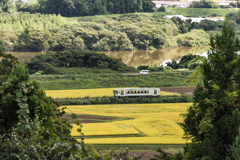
left=137, top=65, right=149, bottom=70
left=157, top=6, right=166, bottom=12
left=26, top=50, right=137, bottom=74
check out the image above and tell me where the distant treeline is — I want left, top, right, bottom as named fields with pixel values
left=20, top=0, right=155, bottom=17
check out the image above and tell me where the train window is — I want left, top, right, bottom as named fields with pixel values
left=154, top=90, right=157, bottom=94
left=146, top=90, right=149, bottom=93
left=134, top=91, right=136, bottom=93
left=131, top=91, right=133, bottom=93
left=141, top=91, right=143, bottom=93
left=121, top=90, right=124, bottom=95
left=138, top=91, right=140, bottom=93
left=127, top=91, right=129, bottom=94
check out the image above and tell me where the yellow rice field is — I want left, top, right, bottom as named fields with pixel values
left=71, top=122, right=140, bottom=136
left=45, top=88, right=180, bottom=98
left=81, top=137, right=188, bottom=144
left=66, top=103, right=192, bottom=144
left=66, top=103, right=190, bottom=122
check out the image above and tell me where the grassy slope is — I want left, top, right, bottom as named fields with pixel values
left=165, top=8, right=238, bottom=17
left=32, top=71, right=193, bottom=90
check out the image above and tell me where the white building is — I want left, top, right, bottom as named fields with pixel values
left=152, top=1, right=191, bottom=8
left=13, top=0, right=30, bottom=8
left=217, top=1, right=237, bottom=6
left=163, top=15, right=224, bottom=23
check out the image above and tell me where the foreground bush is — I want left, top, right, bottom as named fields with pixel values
left=0, top=63, right=86, bottom=159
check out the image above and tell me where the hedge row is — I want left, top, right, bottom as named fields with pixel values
left=56, top=95, right=193, bottom=105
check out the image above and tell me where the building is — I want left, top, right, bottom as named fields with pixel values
left=217, top=1, right=237, bottom=6
left=13, top=0, right=30, bottom=8
left=152, top=1, right=191, bottom=8
left=163, top=15, right=224, bottom=23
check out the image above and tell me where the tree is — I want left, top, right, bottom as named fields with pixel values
left=157, top=6, right=166, bottom=12
left=230, top=2, right=237, bottom=8
left=226, top=11, right=240, bottom=24
left=199, top=19, right=222, bottom=31
left=0, top=63, right=86, bottom=159
left=58, top=0, right=75, bottom=17
left=17, top=29, right=51, bottom=52
left=0, top=0, right=15, bottom=13
left=0, top=64, right=60, bottom=136
left=142, top=0, right=155, bottom=12
left=0, top=42, right=19, bottom=83
left=181, top=20, right=240, bottom=159
left=189, top=0, right=218, bottom=8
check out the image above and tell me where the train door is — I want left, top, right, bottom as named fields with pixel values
left=113, top=89, right=118, bottom=97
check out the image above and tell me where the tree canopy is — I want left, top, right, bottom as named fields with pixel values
left=0, top=0, right=15, bottom=13
left=0, top=63, right=86, bottom=159
left=20, top=0, right=155, bottom=17
left=181, top=20, right=240, bottom=159
left=0, top=42, right=19, bottom=83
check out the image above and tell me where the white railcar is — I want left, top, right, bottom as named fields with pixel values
left=113, top=88, right=160, bottom=98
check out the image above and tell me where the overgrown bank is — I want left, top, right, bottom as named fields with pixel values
left=32, top=71, right=193, bottom=90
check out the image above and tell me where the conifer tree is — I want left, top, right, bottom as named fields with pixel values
left=182, top=20, right=240, bottom=159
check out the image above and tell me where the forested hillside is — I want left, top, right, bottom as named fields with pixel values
left=0, top=13, right=211, bottom=52
left=20, top=0, right=155, bottom=16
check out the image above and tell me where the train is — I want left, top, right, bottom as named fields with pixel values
left=113, top=88, right=160, bottom=98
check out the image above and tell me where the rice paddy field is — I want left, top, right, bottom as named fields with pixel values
left=66, top=103, right=192, bottom=144
left=45, top=88, right=191, bottom=145
left=45, top=88, right=180, bottom=98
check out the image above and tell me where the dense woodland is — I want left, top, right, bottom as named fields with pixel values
left=1, top=0, right=155, bottom=16
left=25, top=0, right=154, bottom=16
left=0, top=13, right=224, bottom=52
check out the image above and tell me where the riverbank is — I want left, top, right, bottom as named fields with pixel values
left=32, top=71, right=193, bottom=90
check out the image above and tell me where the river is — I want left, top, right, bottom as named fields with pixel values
left=103, top=47, right=209, bottom=67
left=8, top=47, right=209, bottom=67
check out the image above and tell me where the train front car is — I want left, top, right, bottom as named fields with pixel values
left=113, top=88, right=160, bottom=98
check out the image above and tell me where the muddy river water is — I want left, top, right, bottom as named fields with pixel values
left=9, top=46, right=209, bottom=67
